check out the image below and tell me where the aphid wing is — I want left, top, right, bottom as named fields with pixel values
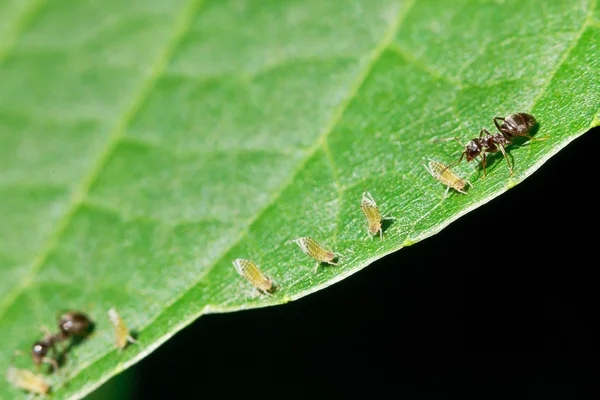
left=293, top=237, right=311, bottom=255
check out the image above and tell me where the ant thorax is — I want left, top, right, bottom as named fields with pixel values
left=491, top=133, right=510, bottom=145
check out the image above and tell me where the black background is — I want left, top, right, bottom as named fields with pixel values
left=101, top=126, right=599, bottom=399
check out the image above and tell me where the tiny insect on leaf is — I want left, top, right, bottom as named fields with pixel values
left=108, top=308, right=139, bottom=351
left=360, top=191, right=383, bottom=240
left=292, top=237, right=339, bottom=272
left=423, top=159, right=472, bottom=196
left=7, top=366, right=51, bottom=395
left=232, top=259, right=275, bottom=295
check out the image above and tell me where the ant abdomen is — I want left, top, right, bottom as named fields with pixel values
left=58, top=311, right=92, bottom=338
left=494, top=112, right=538, bottom=139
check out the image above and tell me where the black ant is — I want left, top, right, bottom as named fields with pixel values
left=29, top=311, right=92, bottom=373
left=438, top=112, right=547, bottom=178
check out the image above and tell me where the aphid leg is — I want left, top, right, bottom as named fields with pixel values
left=444, top=185, right=451, bottom=198
left=421, top=161, right=432, bottom=176
left=498, top=143, right=513, bottom=176
left=257, top=287, right=274, bottom=297
left=379, top=227, right=383, bottom=240
left=314, top=262, right=320, bottom=273
left=126, top=334, right=140, bottom=346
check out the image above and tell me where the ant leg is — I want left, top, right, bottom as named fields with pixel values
left=479, top=128, right=492, bottom=138
left=434, top=137, right=466, bottom=147
left=42, top=356, right=59, bottom=374
left=480, top=153, right=487, bottom=179
left=439, top=153, right=465, bottom=175
left=498, top=143, right=513, bottom=176
left=493, top=117, right=505, bottom=132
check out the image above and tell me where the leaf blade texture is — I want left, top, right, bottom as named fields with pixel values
left=0, top=0, right=599, bottom=398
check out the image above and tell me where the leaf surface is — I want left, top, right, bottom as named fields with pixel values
left=1, top=0, right=599, bottom=398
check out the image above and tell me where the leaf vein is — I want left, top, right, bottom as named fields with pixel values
left=0, top=0, right=206, bottom=323
left=57, top=1, right=421, bottom=395
left=0, top=0, right=46, bottom=64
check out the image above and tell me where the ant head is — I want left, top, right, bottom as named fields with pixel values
left=31, top=341, right=49, bottom=364
left=464, top=140, right=480, bottom=160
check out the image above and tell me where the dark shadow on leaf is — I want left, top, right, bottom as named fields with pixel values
left=381, top=217, right=396, bottom=235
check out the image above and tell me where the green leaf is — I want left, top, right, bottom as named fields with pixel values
left=1, top=0, right=598, bottom=398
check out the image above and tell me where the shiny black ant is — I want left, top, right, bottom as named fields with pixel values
left=29, top=311, right=92, bottom=373
left=438, top=112, right=547, bottom=178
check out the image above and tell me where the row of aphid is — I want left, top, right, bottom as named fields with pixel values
left=7, top=112, right=545, bottom=395
left=233, top=112, right=545, bottom=294
left=7, top=308, right=137, bottom=395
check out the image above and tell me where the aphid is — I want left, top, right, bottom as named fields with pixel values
left=493, top=112, right=545, bottom=141
left=233, top=258, right=276, bottom=295
left=360, top=192, right=383, bottom=240
left=292, top=237, right=339, bottom=272
left=423, top=159, right=472, bottom=196
left=7, top=365, right=51, bottom=395
left=108, top=308, right=139, bottom=351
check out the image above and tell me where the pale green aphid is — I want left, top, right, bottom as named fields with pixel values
left=232, top=258, right=276, bottom=295
left=360, top=191, right=383, bottom=240
left=292, top=237, right=339, bottom=273
left=423, top=159, right=472, bottom=197
left=108, top=307, right=139, bottom=352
